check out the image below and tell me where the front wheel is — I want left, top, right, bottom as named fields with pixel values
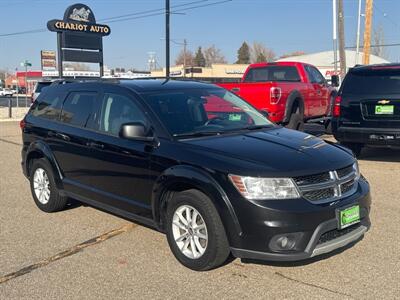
left=166, top=189, right=230, bottom=271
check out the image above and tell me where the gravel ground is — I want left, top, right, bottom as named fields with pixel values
left=0, top=121, right=399, bottom=299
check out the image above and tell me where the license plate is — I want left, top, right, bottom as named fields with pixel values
left=338, top=205, right=360, bottom=229
left=375, top=105, right=394, bottom=115
left=228, top=114, right=242, bottom=121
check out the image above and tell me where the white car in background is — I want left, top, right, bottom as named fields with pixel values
left=0, top=88, right=14, bottom=97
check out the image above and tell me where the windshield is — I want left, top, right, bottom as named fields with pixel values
left=144, top=88, right=273, bottom=137
left=343, top=69, right=400, bottom=95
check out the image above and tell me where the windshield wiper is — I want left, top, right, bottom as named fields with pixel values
left=243, top=124, right=272, bottom=130
left=173, top=131, right=223, bottom=138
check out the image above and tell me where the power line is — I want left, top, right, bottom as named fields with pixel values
left=346, top=43, right=400, bottom=49
left=0, top=0, right=231, bottom=37
left=100, top=0, right=208, bottom=21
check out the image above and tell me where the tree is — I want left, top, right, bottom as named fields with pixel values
left=251, top=42, right=275, bottom=63
left=236, top=42, right=251, bottom=64
left=203, top=45, right=227, bottom=67
left=193, top=47, right=206, bottom=67
left=279, top=51, right=306, bottom=59
left=175, top=49, right=194, bottom=66
left=372, top=23, right=388, bottom=59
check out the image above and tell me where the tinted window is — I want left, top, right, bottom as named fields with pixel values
left=60, top=92, right=97, bottom=127
left=244, top=66, right=301, bottom=82
left=342, top=69, right=400, bottom=95
left=305, top=65, right=325, bottom=84
left=99, top=93, right=146, bottom=136
left=35, top=82, right=52, bottom=93
left=144, top=88, right=272, bottom=136
left=31, top=89, right=63, bottom=120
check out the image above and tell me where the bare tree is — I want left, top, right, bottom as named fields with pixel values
left=175, top=49, right=194, bottom=66
left=251, top=42, right=275, bottom=63
left=279, top=51, right=306, bottom=59
left=372, top=23, right=388, bottom=59
left=203, top=45, right=227, bottom=67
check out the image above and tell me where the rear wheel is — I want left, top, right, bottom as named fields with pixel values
left=29, top=158, right=68, bottom=212
left=166, top=189, right=230, bottom=271
left=286, top=109, right=304, bottom=131
left=341, top=142, right=363, bottom=157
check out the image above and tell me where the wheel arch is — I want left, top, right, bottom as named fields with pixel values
left=283, top=90, right=304, bottom=123
left=25, top=141, right=64, bottom=189
left=152, top=165, right=242, bottom=243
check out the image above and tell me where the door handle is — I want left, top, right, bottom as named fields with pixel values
left=231, top=87, right=240, bottom=93
left=87, top=141, right=105, bottom=149
left=48, top=131, right=70, bottom=141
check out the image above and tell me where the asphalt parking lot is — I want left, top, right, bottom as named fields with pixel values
left=0, top=121, right=399, bottom=299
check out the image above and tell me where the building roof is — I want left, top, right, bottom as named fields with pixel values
left=277, top=50, right=389, bottom=68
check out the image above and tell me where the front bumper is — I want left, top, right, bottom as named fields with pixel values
left=227, top=178, right=371, bottom=262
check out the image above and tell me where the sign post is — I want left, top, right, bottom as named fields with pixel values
left=20, top=60, right=32, bottom=107
left=47, top=3, right=111, bottom=78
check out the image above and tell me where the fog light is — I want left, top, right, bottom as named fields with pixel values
left=277, top=236, right=295, bottom=250
left=269, top=232, right=304, bottom=252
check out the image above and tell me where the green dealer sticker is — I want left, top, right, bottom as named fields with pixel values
left=375, top=105, right=394, bottom=115
left=339, top=205, right=360, bottom=229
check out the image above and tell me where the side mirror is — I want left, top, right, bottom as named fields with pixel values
left=331, top=75, right=340, bottom=87
left=119, top=122, right=155, bottom=142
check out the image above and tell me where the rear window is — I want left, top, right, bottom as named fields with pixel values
left=60, top=92, right=98, bottom=127
left=342, top=69, right=400, bottom=95
left=30, top=89, right=63, bottom=120
left=244, top=66, right=301, bottom=83
left=35, top=82, right=51, bottom=93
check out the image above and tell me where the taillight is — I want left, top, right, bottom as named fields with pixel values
left=19, top=119, right=26, bottom=129
left=270, top=87, right=282, bottom=104
left=333, top=96, right=342, bottom=117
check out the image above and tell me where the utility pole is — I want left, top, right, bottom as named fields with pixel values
left=332, top=0, right=338, bottom=74
left=165, top=0, right=170, bottom=79
left=183, top=39, right=187, bottom=78
left=363, top=0, right=373, bottom=65
left=355, top=0, right=363, bottom=65
left=338, top=0, right=346, bottom=76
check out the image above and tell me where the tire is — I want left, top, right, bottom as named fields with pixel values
left=166, top=189, right=230, bottom=271
left=341, top=142, right=363, bottom=158
left=286, top=112, right=304, bottom=131
left=29, top=158, right=67, bottom=212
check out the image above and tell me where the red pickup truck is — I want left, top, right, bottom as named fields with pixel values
left=218, top=62, right=337, bottom=130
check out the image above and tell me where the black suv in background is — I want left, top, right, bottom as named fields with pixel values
left=332, top=64, right=400, bottom=156
left=21, top=79, right=371, bottom=270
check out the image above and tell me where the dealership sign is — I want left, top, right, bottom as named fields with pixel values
left=41, top=50, right=57, bottom=71
left=47, top=3, right=110, bottom=77
left=47, top=5, right=110, bottom=36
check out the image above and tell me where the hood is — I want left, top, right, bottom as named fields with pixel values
left=182, top=127, right=354, bottom=176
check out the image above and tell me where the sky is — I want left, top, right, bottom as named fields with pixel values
left=0, top=0, right=400, bottom=72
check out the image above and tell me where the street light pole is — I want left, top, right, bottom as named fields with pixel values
left=356, top=0, right=362, bottom=65
left=165, top=0, right=170, bottom=79
left=183, top=39, right=187, bottom=78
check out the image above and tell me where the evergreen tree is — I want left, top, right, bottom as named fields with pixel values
left=193, top=47, right=206, bottom=67
left=236, top=42, right=251, bottom=64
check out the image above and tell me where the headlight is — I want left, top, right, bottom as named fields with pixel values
left=353, top=161, right=360, bottom=180
left=229, top=175, right=300, bottom=200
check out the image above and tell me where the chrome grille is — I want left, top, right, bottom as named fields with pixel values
left=294, top=164, right=358, bottom=204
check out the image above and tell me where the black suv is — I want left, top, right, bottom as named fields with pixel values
left=332, top=64, right=400, bottom=156
left=21, top=79, right=371, bottom=270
